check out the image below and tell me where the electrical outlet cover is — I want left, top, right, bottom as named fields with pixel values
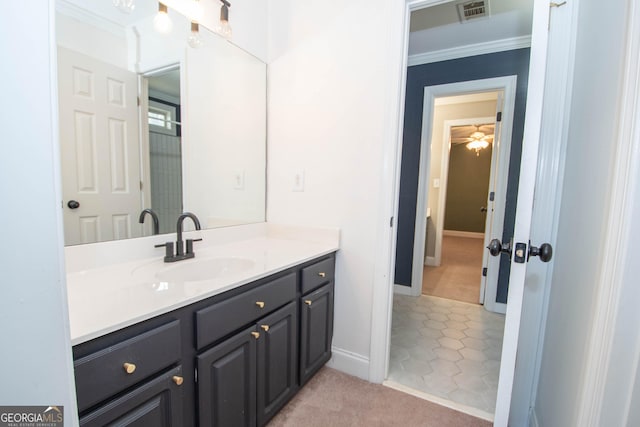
left=234, top=170, right=245, bottom=190
left=293, top=170, right=305, bottom=192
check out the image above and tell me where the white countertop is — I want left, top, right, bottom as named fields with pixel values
left=65, top=223, right=340, bottom=345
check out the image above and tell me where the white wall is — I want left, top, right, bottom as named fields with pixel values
left=56, top=12, right=128, bottom=69
left=184, top=30, right=267, bottom=228
left=267, top=0, right=399, bottom=374
left=0, top=1, right=78, bottom=422
left=533, top=0, right=628, bottom=425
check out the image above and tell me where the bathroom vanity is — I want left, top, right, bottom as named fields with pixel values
left=66, top=224, right=339, bottom=426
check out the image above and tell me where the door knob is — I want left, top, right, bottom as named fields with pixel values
left=529, top=243, right=553, bottom=262
left=480, top=206, right=487, bottom=213
left=487, top=239, right=512, bottom=257
left=67, top=200, right=80, bottom=209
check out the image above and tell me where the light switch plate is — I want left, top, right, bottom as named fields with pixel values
left=233, top=170, right=245, bottom=190
left=293, top=170, right=305, bottom=192
left=433, top=178, right=440, bottom=188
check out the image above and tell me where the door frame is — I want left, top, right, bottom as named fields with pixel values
left=402, top=77, right=515, bottom=312
left=369, top=0, right=577, bottom=424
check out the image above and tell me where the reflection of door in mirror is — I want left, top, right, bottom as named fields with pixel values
left=141, top=68, right=183, bottom=235
left=58, top=47, right=141, bottom=245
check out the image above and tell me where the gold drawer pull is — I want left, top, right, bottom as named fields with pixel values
left=318, top=272, right=326, bottom=278
left=304, top=300, right=312, bottom=306
left=123, top=363, right=136, bottom=374
left=251, top=331, right=260, bottom=339
left=172, top=376, right=184, bottom=386
left=255, top=301, right=265, bottom=308
left=261, top=325, right=270, bottom=332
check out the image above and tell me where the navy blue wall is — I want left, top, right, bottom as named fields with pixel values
left=394, top=48, right=530, bottom=304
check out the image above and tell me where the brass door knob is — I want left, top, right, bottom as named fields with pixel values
left=318, top=272, right=326, bottom=278
left=255, top=301, right=265, bottom=308
left=172, top=376, right=184, bottom=386
left=304, top=300, right=312, bottom=306
left=251, top=331, right=260, bottom=339
left=261, top=325, right=269, bottom=332
left=123, top=363, right=136, bottom=374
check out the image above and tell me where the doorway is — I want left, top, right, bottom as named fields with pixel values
left=385, top=0, right=534, bottom=421
left=423, top=112, right=497, bottom=306
left=396, top=77, right=518, bottom=316
left=389, top=84, right=514, bottom=417
left=140, top=66, right=184, bottom=236
left=372, top=0, right=571, bottom=425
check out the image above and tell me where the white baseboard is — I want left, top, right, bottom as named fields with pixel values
left=393, top=284, right=416, bottom=296
left=424, top=256, right=438, bottom=266
left=326, top=347, right=370, bottom=381
left=443, top=230, right=485, bottom=239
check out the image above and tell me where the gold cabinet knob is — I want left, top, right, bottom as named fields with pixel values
left=255, top=301, right=265, bottom=308
left=261, top=325, right=269, bottom=332
left=251, top=331, right=260, bottom=339
left=172, top=376, right=184, bottom=386
left=304, top=300, right=312, bottom=306
left=123, top=363, right=136, bottom=374
left=318, top=272, right=326, bottom=278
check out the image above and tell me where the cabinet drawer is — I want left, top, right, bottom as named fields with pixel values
left=80, top=365, right=184, bottom=427
left=196, top=273, right=297, bottom=350
left=301, top=257, right=335, bottom=294
left=74, top=320, right=181, bottom=413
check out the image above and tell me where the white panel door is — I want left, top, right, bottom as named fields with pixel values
left=58, top=47, right=141, bottom=245
left=493, top=0, right=553, bottom=424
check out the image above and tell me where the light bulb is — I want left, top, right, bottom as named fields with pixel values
left=113, top=0, right=135, bottom=14
left=187, top=22, right=203, bottom=48
left=153, top=3, right=173, bottom=34
left=217, top=2, right=232, bottom=40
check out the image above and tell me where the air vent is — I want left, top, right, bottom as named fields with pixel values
left=457, top=1, right=489, bottom=22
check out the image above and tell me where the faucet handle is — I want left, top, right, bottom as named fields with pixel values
left=186, top=238, right=203, bottom=255
left=155, top=242, right=174, bottom=259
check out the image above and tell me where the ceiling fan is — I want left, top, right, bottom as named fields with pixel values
left=450, top=124, right=495, bottom=156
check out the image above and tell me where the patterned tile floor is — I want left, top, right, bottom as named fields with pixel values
left=388, top=294, right=505, bottom=414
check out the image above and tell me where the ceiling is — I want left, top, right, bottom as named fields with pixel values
left=409, top=0, right=533, bottom=56
left=451, top=123, right=495, bottom=144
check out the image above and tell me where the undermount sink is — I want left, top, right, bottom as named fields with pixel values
left=156, top=257, right=255, bottom=283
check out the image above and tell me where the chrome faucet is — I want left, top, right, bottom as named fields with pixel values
left=155, top=212, right=202, bottom=262
left=138, top=208, right=160, bottom=235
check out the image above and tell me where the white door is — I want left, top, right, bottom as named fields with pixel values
left=493, top=1, right=553, bottom=424
left=57, top=47, right=141, bottom=245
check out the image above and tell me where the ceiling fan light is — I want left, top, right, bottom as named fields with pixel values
left=466, top=139, right=490, bottom=151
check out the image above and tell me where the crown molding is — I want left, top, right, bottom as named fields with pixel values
left=56, top=0, right=126, bottom=38
left=408, top=35, right=532, bottom=66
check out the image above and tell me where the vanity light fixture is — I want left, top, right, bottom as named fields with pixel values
left=187, top=21, right=203, bottom=48
left=216, top=0, right=232, bottom=40
left=113, top=0, right=135, bottom=14
left=153, top=2, right=173, bottom=34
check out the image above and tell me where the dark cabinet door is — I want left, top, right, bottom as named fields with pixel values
left=197, top=325, right=257, bottom=427
left=256, top=301, right=298, bottom=426
left=299, top=283, right=334, bottom=385
left=79, top=366, right=184, bottom=427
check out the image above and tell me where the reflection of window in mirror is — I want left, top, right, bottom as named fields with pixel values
left=148, top=99, right=180, bottom=137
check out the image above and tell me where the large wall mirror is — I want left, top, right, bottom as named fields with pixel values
left=56, top=0, right=266, bottom=245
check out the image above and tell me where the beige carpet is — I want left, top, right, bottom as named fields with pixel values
left=268, top=367, right=491, bottom=427
left=422, top=236, right=485, bottom=304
